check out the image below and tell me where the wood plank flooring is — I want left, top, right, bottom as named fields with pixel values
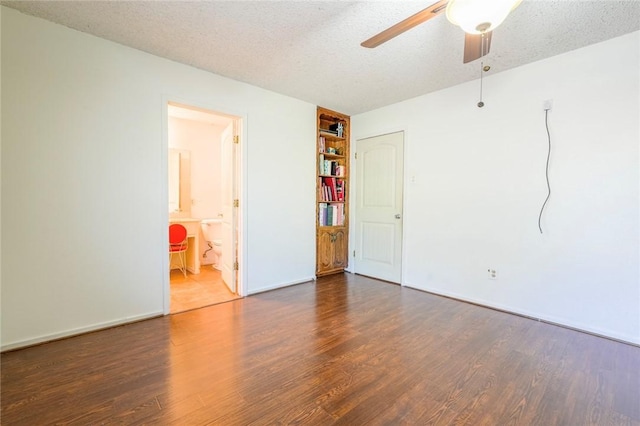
left=2, top=273, right=639, bottom=425
left=170, top=267, right=239, bottom=313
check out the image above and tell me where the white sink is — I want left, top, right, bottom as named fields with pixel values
left=201, top=218, right=222, bottom=225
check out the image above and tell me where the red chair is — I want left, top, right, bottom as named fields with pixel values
left=169, top=224, right=188, bottom=277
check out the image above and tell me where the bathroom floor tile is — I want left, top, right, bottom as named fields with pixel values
left=170, top=267, right=239, bottom=314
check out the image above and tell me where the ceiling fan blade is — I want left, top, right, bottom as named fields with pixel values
left=463, top=31, right=492, bottom=63
left=361, top=0, right=449, bottom=48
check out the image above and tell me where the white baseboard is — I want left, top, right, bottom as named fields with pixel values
left=1, top=311, right=164, bottom=352
left=403, top=282, right=639, bottom=346
left=248, top=276, right=316, bottom=295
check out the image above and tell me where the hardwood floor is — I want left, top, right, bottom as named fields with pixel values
left=2, top=273, right=639, bottom=425
left=170, top=266, right=239, bottom=313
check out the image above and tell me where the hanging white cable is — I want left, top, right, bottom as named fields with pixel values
left=538, top=108, right=552, bottom=234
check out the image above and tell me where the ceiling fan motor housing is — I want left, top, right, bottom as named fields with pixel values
left=476, top=22, right=491, bottom=33
left=446, top=0, right=523, bottom=34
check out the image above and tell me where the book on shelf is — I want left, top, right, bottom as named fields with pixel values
left=319, top=177, right=346, bottom=202
left=324, top=177, right=338, bottom=201
left=319, top=203, right=327, bottom=226
left=318, top=202, right=344, bottom=226
left=321, top=160, right=344, bottom=176
left=329, top=122, right=345, bottom=138
left=320, top=128, right=339, bottom=136
left=321, top=182, right=330, bottom=201
left=319, top=136, right=326, bottom=153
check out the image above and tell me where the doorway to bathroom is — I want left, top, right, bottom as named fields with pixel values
left=166, top=101, right=243, bottom=314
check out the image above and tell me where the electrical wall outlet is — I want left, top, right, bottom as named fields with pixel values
left=488, top=269, right=497, bottom=280
left=543, top=99, right=553, bottom=111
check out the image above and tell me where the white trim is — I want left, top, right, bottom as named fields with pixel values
left=160, top=95, right=249, bottom=313
left=1, top=312, right=163, bottom=352
left=404, top=282, right=640, bottom=346
left=238, top=115, right=249, bottom=298
left=352, top=124, right=409, bottom=146
left=161, top=97, right=170, bottom=314
left=399, top=127, right=410, bottom=288
left=247, top=276, right=316, bottom=295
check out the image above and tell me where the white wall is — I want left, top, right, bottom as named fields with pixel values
left=168, top=116, right=223, bottom=220
left=1, top=7, right=317, bottom=350
left=352, top=32, right=640, bottom=344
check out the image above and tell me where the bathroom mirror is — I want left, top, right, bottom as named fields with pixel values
left=168, top=149, right=191, bottom=215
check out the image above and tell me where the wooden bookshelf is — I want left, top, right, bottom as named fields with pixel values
left=316, top=107, right=350, bottom=276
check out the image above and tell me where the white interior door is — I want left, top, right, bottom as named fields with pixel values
left=220, top=123, right=236, bottom=293
left=355, top=132, right=404, bottom=283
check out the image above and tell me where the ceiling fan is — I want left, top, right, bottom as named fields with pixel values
left=361, top=0, right=523, bottom=63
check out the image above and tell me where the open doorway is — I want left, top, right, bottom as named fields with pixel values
left=166, top=101, right=243, bottom=313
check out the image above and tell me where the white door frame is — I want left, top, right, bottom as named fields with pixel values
left=351, top=126, right=409, bottom=286
left=161, top=95, right=248, bottom=314
left=220, top=120, right=238, bottom=294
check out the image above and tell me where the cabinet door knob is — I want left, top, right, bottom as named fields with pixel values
left=395, top=214, right=401, bottom=219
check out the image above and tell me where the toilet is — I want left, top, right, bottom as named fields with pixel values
left=201, top=219, right=223, bottom=270
left=211, top=239, right=223, bottom=270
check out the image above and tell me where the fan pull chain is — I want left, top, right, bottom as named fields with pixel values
left=478, top=60, right=485, bottom=108
left=477, top=32, right=490, bottom=108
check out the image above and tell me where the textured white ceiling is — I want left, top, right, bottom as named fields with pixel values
left=4, top=0, right=640, bottom=115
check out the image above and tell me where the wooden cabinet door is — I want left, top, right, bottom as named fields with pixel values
left=317, top=227, right=348, bottom=275
left=332, top=228, right=347, bottom=269
left=317, top=229, right=334, bottom=274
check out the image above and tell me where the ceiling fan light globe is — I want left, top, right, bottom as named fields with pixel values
left=446, top=0, right=522, bottom=34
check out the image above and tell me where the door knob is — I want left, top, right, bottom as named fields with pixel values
left=395, top=214, right=401, bottom=219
